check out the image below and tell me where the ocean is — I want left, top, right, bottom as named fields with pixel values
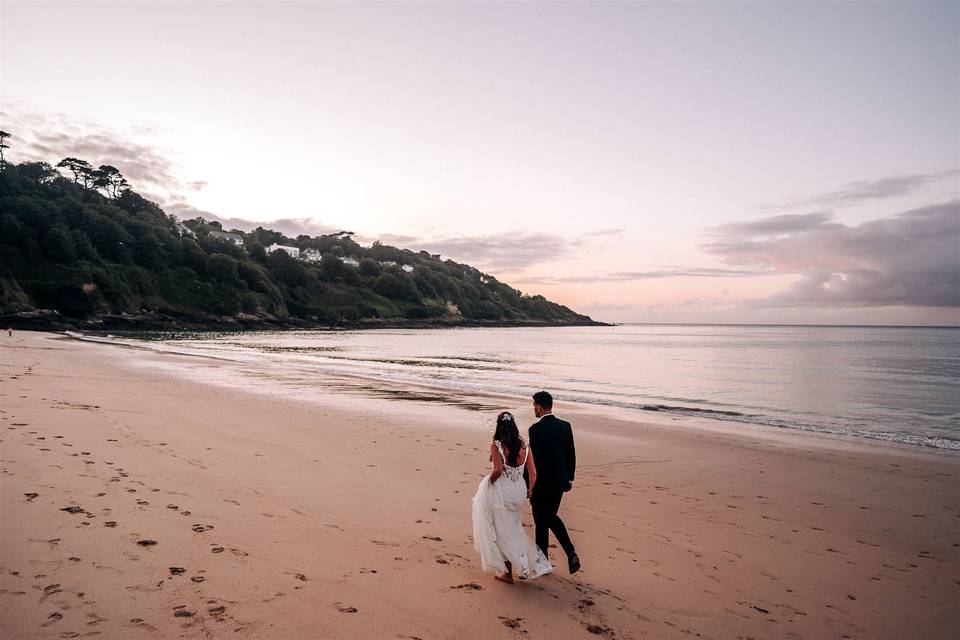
left=84, top=324, right=960, bottom=452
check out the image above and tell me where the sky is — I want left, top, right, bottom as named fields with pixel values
left=2, top=0, right=958, bottom=325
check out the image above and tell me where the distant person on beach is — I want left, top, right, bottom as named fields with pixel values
left=6, top=327, right=11, bottom=337
left=528, top=391, right=580, bottom=574
left=472, top=411, right=552, bottom=583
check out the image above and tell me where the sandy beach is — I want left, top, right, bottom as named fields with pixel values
left=1, top=331, right=958, bottom=639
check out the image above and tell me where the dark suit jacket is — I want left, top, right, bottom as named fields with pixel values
left=528, top=414, right=576, bottom=496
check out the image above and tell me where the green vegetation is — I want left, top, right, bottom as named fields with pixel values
left=0, top=148, right=595, bottom=328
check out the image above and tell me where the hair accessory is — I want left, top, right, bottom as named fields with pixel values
left=499, top=412, right=514, bottom=421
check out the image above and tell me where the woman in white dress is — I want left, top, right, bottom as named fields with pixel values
left=472, top=411, right=552, bottom=583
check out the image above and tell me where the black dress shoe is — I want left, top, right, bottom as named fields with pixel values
left=568, top=553, right=581, bottom=574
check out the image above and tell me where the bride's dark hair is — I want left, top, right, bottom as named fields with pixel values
left=493, top=411, right=523, bottom=466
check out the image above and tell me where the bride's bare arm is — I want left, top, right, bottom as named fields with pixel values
left=525, top=446, right=537, bottom=497
left=489, top=442, right=503, bottom=483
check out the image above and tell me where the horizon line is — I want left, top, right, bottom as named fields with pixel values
left=610, top=322, right=960, bottom=329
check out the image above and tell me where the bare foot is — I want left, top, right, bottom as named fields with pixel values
left=494, top=572, right=514, bottom=584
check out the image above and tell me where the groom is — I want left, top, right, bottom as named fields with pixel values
left=528, top=391, right=580, bottom=574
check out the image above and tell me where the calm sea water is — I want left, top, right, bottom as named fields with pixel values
left=92, top=325, right=960, bottom=451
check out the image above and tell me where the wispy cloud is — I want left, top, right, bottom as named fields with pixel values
left=513, top=266, right=781, bottom=285
left=707, top=212, right=838, bottom=236
left=703, top=202, right=960, bottom=308
left=164, top=200, right=342, bottom=238
left=761, top=171, right=959, bottom=211
left=368, top=229, right=626, bottom=272
left=1, top=104, right=189, bottom=200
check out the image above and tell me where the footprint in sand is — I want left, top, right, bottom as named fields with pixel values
left=128, top=618, right=156, bottom=632
left=498, top=616, right=522, bottom=629
left=335, top=603, right=358, bottom=613
left=584, top=623, right=615, bottom=637
left=40, top=611, right=64, bottom=627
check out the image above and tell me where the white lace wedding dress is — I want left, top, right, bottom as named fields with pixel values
left=472, top=441, right=552, bottom=578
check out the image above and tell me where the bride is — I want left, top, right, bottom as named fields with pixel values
left=472, top=411, right=552, bottom=583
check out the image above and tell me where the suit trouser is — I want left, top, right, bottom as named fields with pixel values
left=531, top=489, right=575, bottom=560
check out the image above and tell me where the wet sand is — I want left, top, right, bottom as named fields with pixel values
left=1, top=331, right=958, bottom=639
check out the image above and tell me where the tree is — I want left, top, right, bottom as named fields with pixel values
left=93, top=165, right=130, bottom=198
left=359, top=258, right=380, bottom=277
left=267, top=249, right=308, bottom=287
left=247, top=242, right=268, bottom=264
left=56, top=157, right=95, bottom=188
left=207, top=254, right=239, bottom=283
left=320, top=253, right=347, bottom=281
left=18, top=162, right=57, bottom=184
left=41, top=226, right=77, bottom=264
left=1, top=213, right=21, bottom=242
left=373, top=272, right=420, bottom=301
left=0, top=130, right=10, bottom=169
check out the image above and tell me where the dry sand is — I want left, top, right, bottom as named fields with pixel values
left=1, top=331, right=957, bottom=639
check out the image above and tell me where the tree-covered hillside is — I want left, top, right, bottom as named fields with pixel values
left=0, top=151, right=596, bottom=329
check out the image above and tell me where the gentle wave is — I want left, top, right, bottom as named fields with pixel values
left=64, top=325, right=960, bottom=453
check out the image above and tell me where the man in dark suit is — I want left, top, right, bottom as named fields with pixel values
left=528, top=390, right=580, bottom=574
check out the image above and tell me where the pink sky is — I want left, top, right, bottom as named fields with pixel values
left=2, top=1, right=958, bottom=324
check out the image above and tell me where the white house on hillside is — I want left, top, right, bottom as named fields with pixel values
left=301, top=247, right=322, bottom=262
left=339, top=256, right=360, bottom=268
left=401, top=264, right=414, bottom=273
left=174, top=222, right=196, bottom=238
left=267, top=243, right=300, bottom=258
left=210, top=230, right=244, bottom=246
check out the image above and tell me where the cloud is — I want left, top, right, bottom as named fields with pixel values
left=367, top=229, right=626, bottom=272
left=164, top=200, right=341, bottom=238
left=702, top=202, right=960, bottom=308
left=512, top=266, right=780, bottom=285
left=1, top=104, right=186, bottom=198
left=762, top=171, right=959, bottom=210
left=708, top=212, right=837, bottom=236
left=580, top=303, right=638, bottom=313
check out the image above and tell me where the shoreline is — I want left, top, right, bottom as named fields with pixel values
left=0, top=310, right=611, bottom=334
left=2, top=332, right=958, bottom=639
left=60, top=328, right=960, bottom=457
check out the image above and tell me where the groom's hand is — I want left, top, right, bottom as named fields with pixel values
left=566, top=480, right=574, bottom=492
